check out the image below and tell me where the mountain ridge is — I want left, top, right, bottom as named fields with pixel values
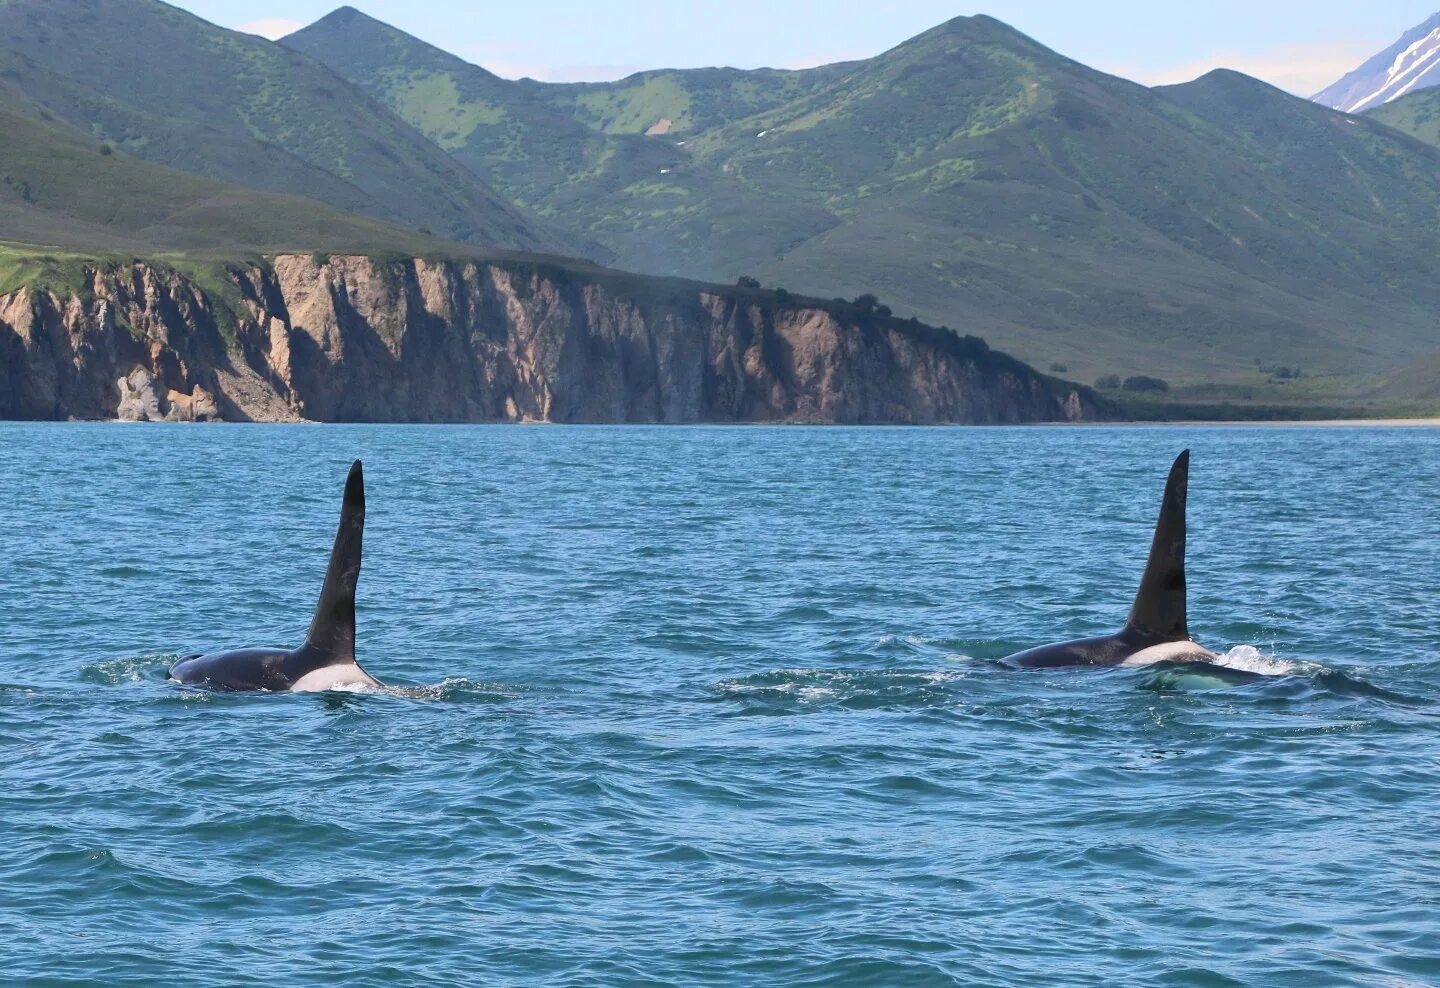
left=0, top=0, right=573, bottom=254
left=287, top=7, right=1440, bottom=388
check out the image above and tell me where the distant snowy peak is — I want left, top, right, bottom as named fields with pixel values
left=1314, top=13, right=1440, bottom=114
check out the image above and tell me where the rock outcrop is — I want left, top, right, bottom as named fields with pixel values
left=0, top=255, right=1102, bottom=424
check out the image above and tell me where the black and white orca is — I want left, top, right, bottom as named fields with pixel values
left=169, top=461, right=385, bottom=692
left=1005, top=451, right=1217, bottom=669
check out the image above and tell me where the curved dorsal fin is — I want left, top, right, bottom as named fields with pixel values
left=305, top=460, right=364, bottom=661
left=1125, top=451, right=1190, bottom=642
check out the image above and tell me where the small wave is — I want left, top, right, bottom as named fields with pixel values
left=1136, top=648, right=1429, bottom=704
left=875, top=634, right=972, bottom=657
left=875, top=634, right=926, bottom=654
left=1310, top=669, right=1435, bottom=706
left=98, top=565, right=151, bottom=579
left=329, top=678, right=521, bottom=703
left=81, top=655, right=176, bottom=686
left=713, top=668, right=966, bottom=712
left=1135, top=645, right=1307, bottom=692
left=1138, top=662, right=1274, bottom=693
left=776, top=605, right=834, bottom=621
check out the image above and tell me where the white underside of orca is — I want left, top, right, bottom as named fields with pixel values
left=1119, top=640, right=1218, bottom=668
left=289, top=663, right=384, bottom=693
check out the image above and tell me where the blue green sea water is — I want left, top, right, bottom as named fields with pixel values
left=1, top=423, right=1438, bottom=987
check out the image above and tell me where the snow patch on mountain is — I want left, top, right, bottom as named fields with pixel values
left=1313, top=13, right=1440, bottom=113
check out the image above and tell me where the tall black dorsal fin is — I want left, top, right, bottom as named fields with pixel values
left=305, top=460, right=364, bottom=661
left=1124, top=451, right=1190, bottom=642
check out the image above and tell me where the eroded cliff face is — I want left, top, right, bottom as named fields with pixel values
left=0, top=255, right=1101, bottom=424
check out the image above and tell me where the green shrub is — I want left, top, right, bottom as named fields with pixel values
left=1260, top=363, right=1303, bottom=380
left=1122, top=375, right=1170, bottom=393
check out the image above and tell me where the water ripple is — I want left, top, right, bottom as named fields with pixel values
left=0, top=423, right=1437, bottom=986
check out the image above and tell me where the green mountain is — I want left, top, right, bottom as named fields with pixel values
left=532, top=65, right=857, bottom=137
left=1367, top=88, right=1440, bottom=149
left=0, top=85, right=451, bottom=258
left=286, top=11, right=1440, bottom=388
left=282, top=7, right=835, bottom=276
left=0, top=0, right=566, bottom=253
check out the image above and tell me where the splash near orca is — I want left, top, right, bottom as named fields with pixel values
left=1004, top=451, right=1217, bottom=669
left=169, top=461, right=385, bottom=692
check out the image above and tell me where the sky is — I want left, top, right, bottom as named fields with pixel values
left=171, top=0, right=1440, bottom=95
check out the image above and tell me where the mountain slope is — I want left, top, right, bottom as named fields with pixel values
left=282, top=6, right=648, bottom=210
left=717, top=31, right=1440, bottom=380
left=1367, top=87, right=1440, bottom=148
left=0, top=76, right=1105, bottom=428
left=1313, top=12, right=1440, bottom=113
left=0, top=87, right=447, bottom=255
left=281, top=6, right=832, bottom=272
left=0, top=0, right=565, bottom=252
left=531, top=64, right=857, bottom=136
left=292, top=11, right=1440, bottom=386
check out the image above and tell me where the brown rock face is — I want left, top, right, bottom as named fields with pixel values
left=0, top=266, right=233, bottom=421
left=0, top=256, right=1103, bottom=424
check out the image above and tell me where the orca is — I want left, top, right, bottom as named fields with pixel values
left=169, top=460, right=385, bottom=692
left=1004, top=451, right=1217, bottom=669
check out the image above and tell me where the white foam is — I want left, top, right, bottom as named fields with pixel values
left=324, top=681, right=387, bottom=694
left=714, top=668, right=965, bottom=704
left=1209, top=645, right=1300, bottom=677
left=326, top=678, right=517, bottom=702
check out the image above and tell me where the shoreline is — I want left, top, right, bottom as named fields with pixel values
left=1080, top=418, right=1440, bottom=428
left=2, top=417, right=1439, bottom=428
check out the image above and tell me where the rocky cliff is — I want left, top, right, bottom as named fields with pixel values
left=0, top=255, right=1101, bottom=424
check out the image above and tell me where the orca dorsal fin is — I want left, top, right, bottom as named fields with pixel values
left=1124, top=451, right=1190, bottom=642
left=304, top=460, right=365, bottom=662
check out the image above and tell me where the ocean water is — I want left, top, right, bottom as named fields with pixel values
left=1, top=422, right=1438, bottom=987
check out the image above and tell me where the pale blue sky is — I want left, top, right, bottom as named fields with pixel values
left=173, top=0, right=1438, bottom=94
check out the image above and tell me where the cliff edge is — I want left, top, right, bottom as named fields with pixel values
left=0, top=255, right=1103, bottom=424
